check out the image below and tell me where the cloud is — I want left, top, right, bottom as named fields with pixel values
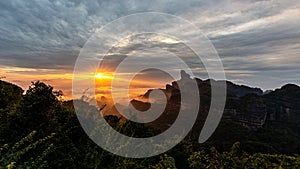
left=0, top=0, right=206, bottom=69
left=0, top=0, right=299, bottom=90
left=179, top=0, right=300, bottom=89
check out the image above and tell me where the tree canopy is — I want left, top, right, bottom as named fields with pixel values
left=1, top=80, right=300, bottom=168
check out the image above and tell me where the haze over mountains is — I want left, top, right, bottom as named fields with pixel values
left=100, top=70, right=300, bottom=132
left=94, top=70, right=300, bottom=155
left=1, top=72, right=300, bottom=155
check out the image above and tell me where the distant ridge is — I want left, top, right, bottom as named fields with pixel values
left=100, top=71, right=300, bottom=132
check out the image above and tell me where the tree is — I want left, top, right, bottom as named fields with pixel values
left=150, top=154, right=177, bottom=169
left=0, top=80, right=24, bottom=143
left=20, top=81, right=61, bottom=134
left=0, top=80, right=23, bottom=119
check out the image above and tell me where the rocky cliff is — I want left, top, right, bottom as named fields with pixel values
left=100, top=71, right=300, bottom=131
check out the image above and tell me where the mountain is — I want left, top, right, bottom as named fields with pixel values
left=1, top=80, right=300, bottom=169
left=101, top=71, right=300, bottom=132
left=264, top=84, right=300, bottom=123
left=1, top=78, right=300, bottom=155
left=97, top=71, right=300, bottom=154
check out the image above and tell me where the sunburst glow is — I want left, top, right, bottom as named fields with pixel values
left=95, top=72, right=112, bottom=79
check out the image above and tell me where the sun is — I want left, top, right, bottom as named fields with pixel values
left=95, top=72, right=113, bottom=80
left=95, top=73, right=104, bottom=79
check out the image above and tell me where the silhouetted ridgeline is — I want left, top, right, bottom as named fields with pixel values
left=107, top=70, right=299, bottom=131
left=1, top=78, right=300, bottom=168
left=101, top=71, right=300, bottom=154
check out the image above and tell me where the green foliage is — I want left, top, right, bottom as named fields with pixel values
left=1, top=130, right=55, bottom=169
left=188, top=142, right=300, bottom=169
left=21, top=81, right=59, bottom=123
left=150, top=154, right=177, bottom=169
left=116, top=120, right=158, bottom=138
left=0, top=81, right=24, bottom=143
left=1, top=81, right=300, bottom=168
left=0, top=80, right=23, bottom=114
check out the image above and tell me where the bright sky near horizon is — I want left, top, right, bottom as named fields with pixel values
left=0, top=0, right=299, bottom=99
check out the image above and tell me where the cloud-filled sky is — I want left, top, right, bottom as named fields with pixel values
left=0, top=0, right=299, bottom=98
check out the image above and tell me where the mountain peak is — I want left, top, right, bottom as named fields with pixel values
left=281, top=84, right=300, bottom=90
left=180, top=70, right=191, bottom=81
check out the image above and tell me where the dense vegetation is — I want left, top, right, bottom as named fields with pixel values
left=1, top=80, right=300, bottom=168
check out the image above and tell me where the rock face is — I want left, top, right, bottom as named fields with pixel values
left=226, top=81, right=263, bottom=97
left=264, top=84, right=300, bottom=124
left=235, top=94, right=267, bottom=129
left=128, top=71, right=269, bottom=130
left=101, top=70, right=300, bottom=131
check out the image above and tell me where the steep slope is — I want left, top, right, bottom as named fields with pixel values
left=264, top=84, right=300, bottom=123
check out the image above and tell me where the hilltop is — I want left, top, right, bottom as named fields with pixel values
left=100, top=71, right=300, bottom=154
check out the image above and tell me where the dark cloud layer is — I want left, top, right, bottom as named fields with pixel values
left=0, top=0, right=299, bottom=89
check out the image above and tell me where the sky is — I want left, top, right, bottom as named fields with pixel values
left=0, top=0, right=299, bottom=99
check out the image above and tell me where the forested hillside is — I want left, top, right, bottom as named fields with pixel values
left=1, top=80, right=300, bottom=168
